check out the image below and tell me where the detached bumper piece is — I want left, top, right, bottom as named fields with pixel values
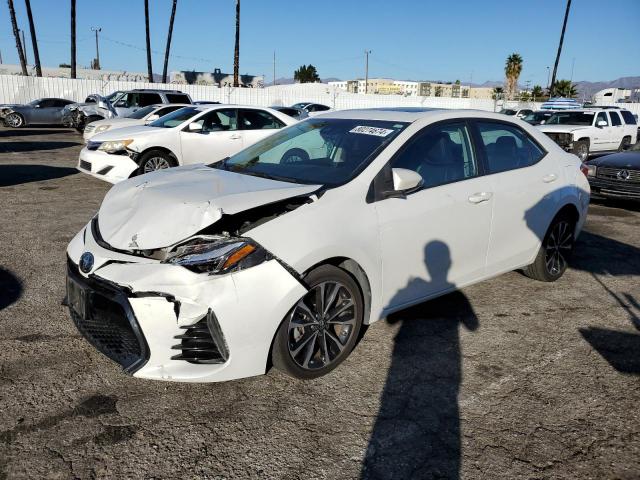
left=171, top=310, right=229, bottom=364
left=66, top=260, right=149, bottom=373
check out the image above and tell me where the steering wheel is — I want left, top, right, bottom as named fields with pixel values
left=281, top=148, right=310, bottom=164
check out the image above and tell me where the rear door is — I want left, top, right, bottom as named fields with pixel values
left=472, top=120, right=555, bottom=275
left=238, top=109, right=286, bottom=147
left=608, top=111, right=625, bottom=149
left=592, top=111, right=612, bottom=151
left=179, top=108, right=241, bottom=164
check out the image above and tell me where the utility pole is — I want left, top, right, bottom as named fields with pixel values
left=546, top=66, right=550, bottom=92
left=91, top=27, right=101, bottom=69
left=8, top=0, right=27, bottom=75
left=70, top=0, right=77, bottom=78
left=24, top=0, right=42, bottom=76
left=364, top=49, right=371, bottom=94
left=233, top=0, right=240, bottom=87
left=20, top=29, right=27, bottom=64
left=569, top=57, right=575, bottom=83
left=273, top=51, right=276, bottom=86
left=549, top=0, right=571, bottom=97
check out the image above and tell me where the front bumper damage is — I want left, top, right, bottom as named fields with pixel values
left=77, top=147, right=139, bottom=184
left=66, top=222, right=307, bottom=382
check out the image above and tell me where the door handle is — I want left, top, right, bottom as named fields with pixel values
left=229, top=133, right=241, bottom=140
left=468, top=192, right=493, bottom=204
left=543, top=173, right=557, bottom=183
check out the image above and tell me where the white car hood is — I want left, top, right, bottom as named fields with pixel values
left=98, top=164, right=320, bottom=250
left=538, top=124, right=589, bottom=134
left=91, top=118, right=145, bottom=130
left=91, top=125, right=165, bottom=141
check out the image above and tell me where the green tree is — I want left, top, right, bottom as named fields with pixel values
left=491, top=86, right=504, bottom=100
left=294, top=64, right=320, bottom=83
left=434, top=86, right=443, bottom=97
left=550, top=79, right=577, bottom=98
left=531, top=85, right=544, bottom=101
left=504, top=53, right=523, bottom=100
left=520, top=91, right=531, bottom=102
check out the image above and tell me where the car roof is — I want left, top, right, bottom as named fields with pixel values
left=128, top=89, right=186, bottom=93
left=317, top=108, right=526, bottom=123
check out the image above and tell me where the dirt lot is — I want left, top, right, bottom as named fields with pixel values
left=0, top=127, right=639, bottom=480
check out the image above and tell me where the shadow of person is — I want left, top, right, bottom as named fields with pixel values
left=362, top=241, right=478, bottom=480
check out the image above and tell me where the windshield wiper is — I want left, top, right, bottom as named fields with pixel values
left=240, top=171, right=299, bottom=183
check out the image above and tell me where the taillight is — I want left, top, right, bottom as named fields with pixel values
left=580, top=163, right=596, bottom=177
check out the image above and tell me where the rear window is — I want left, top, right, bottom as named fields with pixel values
left=609, top=111, right=622, bottom=126
left=621, top=110, right=637, bottom=125
left=166, top=93, right=191, bottom=103
left=138, top=93, right=162, bottom=107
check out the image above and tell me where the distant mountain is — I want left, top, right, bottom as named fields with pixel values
left=265, top=77, right=341, bottom=86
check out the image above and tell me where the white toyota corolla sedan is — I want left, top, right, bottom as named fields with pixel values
left=76, top=105, right=297, bottom=184
left=66, top=108, right=590, bottom=382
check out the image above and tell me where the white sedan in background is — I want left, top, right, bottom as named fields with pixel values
left=82, top=103, right=190, bottom=141
left=66, top=108, right=589, bottom=383
left=77, top=105, right=297, bottom=183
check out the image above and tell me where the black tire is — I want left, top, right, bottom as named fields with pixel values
left=281, top=147, right=310, bottom=164
left=618, top=136, right=631, bottom=152
left=137, top=150, right=178, bottom=176
left=5, top=112, right=24, bottom=128
left=523, top=214, right=575, bottom=282
left=272, top=264, right=364, bottom=379
left=572, top=139, right=589, bottom=162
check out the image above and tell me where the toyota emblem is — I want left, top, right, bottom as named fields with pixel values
left=79, top=252, right=94, bottom=273
left=617, top=170, right=631, bottom=181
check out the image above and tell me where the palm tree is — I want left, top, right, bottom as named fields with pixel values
left=24, top=0, right=41, bottom=76
left=70, top=0, right=76, bottom=78
left=7, top=0, right=27, bottom=75
left=551, top=79, right=577, bottom=98
left=531, top=85, right=544, bottom=102
left=549, top=0, right=572, bottom=97
left=144, top=0, right=153, bottom=82
left=233, top=0, right=240, bottom=87
left=162, top=0, right=177, bottom=83
left=504, top=53, right=523, bottom=100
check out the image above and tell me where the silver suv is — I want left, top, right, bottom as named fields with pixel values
left=63, top=89, right=193, bottom=132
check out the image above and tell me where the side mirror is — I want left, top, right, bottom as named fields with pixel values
left=383, top=168, right=423, bottom=199
left=145, top=114, right=159, bottom=123
left=115, top=101, right=127, bottom=108
left=597, top=120, right=608, bottom=128
left=540, top=120, right=546, bottom=125
left=188, top=122, right=203, bottom=132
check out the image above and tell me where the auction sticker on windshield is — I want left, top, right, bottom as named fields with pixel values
left=349, top=125, right=395, bottom=137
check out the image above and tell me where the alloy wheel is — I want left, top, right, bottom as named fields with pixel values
left=143, top=156, right=171, bottom=173
left=544, top=220, right=573, bottom=276
left=6, top=113, right=23, bottom=128
left=287, top=281, right=357, bottom=370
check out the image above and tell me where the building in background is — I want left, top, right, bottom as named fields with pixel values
left=329, top=78, right=475, bottom=98
left=0, top=63, right=160, bottom=82
left=171, top=68, right=263, bottom=87
left=592, top=87, right=640, bottom=104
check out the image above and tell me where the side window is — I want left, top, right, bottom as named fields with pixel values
left=392, top=122, right=477, bottom=189
left=155, top=106, right=182, bottom=117
left=620, top=111, right=637, bottom=125
left=39, top=99, right=55, bottom=108
left=609, top=111, right=622, bottom=126
left=138, top=93, right=162, bottom=107
left=596, top=112, right=609, bottom=126
left=313, top=104, right=330, bottom=112
left=240, top=109, right=285, bottom=130
left=166, top=93, right=191, bottom=103
left=192, top=109, right=238, bottom=132
left=476, top=121, right=545, bottom=173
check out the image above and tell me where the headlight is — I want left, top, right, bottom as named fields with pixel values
left=580, top=163, right=596, bottom=177
left=95, top=125, right=111, bottom=133
left=163, top=236, right=268, bottom=274
left=98, top=139, right=133, bottom=153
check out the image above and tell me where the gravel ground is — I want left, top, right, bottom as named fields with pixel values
left=0, top=127, right=639, bottom=480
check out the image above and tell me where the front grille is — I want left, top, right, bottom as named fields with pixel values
left=171, top=310, right=228, bottom=364
left=543, top=132, right=571, bottom=147
left=80, top=160, right=91, bottom=171
left=67, top=260, right=148, bottom=373
left=596, top=167, right=640, bottom=183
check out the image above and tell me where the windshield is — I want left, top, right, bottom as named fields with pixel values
left=292, top=103, right=309, bottom=109
left=546, top=112, right=594, bottom=126
left=148, top=107, right=200, bottom=128
left=216, top=118, right=408, bottom=186
left=127, top=105, right=156, bottom=119
left=500, top=109, right=517, bottom=115
left=105, top=91, right=124, bottom=103
left=28, top=99, right=41, bottom=106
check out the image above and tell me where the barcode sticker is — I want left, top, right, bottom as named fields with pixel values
left=349, top=126, right=395, bottom=137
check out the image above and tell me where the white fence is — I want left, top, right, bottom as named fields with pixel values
left=1, top=74, right=639, bottom=115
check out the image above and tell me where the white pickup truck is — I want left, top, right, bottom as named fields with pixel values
left=537, top=108, right=638, bottom=161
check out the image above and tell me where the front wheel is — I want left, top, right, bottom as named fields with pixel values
left=272, top=265, right=364, bottom=379
left=618, top=137, right=631, bottom=152
left=137, top=150, right=177, bottom=175
left=572, top=140, right=589, bottom=162
left=5, top=112, right=24, bottom=128
left=523, top=216, right=575, bottom=282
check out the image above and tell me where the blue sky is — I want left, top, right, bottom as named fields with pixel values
left=0, top=0, right=638, bottom=85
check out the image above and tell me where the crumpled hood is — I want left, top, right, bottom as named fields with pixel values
left=98, top=164, right=320, bottom=250
left=89, top=118, right=144, bottom=130
left=91, top=125, right=163, bottom=141
left=538, top=124, right=589, bottom=134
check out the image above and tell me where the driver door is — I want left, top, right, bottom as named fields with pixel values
left=30, top=99, right=58, bottom=124
left=375, top=121, right=493, bottom=311
left=179, top=109, right=242, bottom=164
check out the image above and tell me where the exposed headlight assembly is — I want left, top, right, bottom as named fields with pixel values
left=98, top=139, right=133, bottom=153
left=95, top=125, right=111, bottom=133
left=163, top=236, right=268, bottom=274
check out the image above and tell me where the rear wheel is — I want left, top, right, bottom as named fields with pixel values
left=523, top=215, right=575, bottom=282
left=618, top=136, right=631, bottom=152
left=137, top=150, right=177, bottom=175
left=272, top=265, right=363, bottom=379
left=5, top=112, right=24, bottom=128
left=572, top=140, right=589, bottom=162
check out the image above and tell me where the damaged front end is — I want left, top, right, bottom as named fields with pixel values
left=62, top=94, right=117, bottom=129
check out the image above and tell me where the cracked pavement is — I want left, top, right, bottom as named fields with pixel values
left=0, top=127, right=639, bottom=479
